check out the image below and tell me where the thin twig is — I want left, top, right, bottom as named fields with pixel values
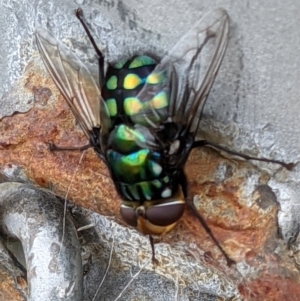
left=92, top=234, right=115, bottom=301
left=113, top=258, right=151, bottom=301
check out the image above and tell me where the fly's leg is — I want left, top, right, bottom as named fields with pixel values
left=180, top=172, right=235, bottom=266
left=49, top=141, right=106, bottom=162
left=193, top=140, right=295, bottom=170
left=149, top=236, right=159, bottom=265
left=48, top=142, right=91, bottom=152
left=75, top=8, right=105, bottom=85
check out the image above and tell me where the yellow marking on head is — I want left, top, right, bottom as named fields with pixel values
left=137, top=216, right=178, bottom=235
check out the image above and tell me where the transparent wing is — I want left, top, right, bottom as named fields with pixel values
left=132, top=9, right=229, bottom=137
left=35, top=28, right=110, bottom=144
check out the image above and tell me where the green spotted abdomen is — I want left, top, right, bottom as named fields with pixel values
left=102, top=56, right=175, bottom=202
left=102, top=55, right=169, bottom=126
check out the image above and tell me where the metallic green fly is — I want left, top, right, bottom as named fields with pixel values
left=35, top=8, right=293, bottom=264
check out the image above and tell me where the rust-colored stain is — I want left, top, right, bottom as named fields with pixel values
left=239, top=276, right=300, bottom=301
left=0, top=65, right=118, bottom=216
left=0, top=265, right=26, bottom=301
left=0, top=63, right=299, bottom=301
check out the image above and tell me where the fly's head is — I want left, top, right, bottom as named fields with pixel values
left=120, top=190, right=185, bottom=235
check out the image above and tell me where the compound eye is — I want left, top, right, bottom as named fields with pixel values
left=120, top=205, right=137, bottom=227
left=146, top=201, right=185, bottom=227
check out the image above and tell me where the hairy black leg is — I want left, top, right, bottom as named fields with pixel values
left=149, top=236, right=159, bottom=265
left=193, top=140, right=294, bottom=170
left=180, top=171, right=235, bottom=266
left=48, top=142, right=91, bottom=152
left=75, top=8, right=105, bottom=86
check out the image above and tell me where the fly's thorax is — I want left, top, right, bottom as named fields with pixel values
left=120, top=189, right=185, bottom=236
left=101, top=55, right=169, bottom=127
left=107, top=124, right=156, bottom=154
left=105, top=120, right=175, bottom=202
left=106, top=147, right=180, bottom=202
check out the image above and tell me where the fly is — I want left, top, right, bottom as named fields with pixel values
left=35, top=8, right=293, bottom=265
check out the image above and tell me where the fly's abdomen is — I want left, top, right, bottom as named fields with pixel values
left=102, top=55, right=169, bottom=126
